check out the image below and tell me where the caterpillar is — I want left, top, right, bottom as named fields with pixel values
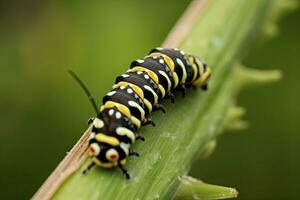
left=69, top=48, right=211, bottom=179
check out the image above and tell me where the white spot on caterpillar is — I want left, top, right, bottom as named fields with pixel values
left=116, top=127, right=135, bottom=143
left=136, top=59, right=144, bottom=63
left=121, top=74, right=129, bottom=78
left=156, top=47, right=163, bottom=50
left=144, top=85, right=158, bottom=104
left=127, top=88, right=133, bottom=94
left=106, top=148, right=119, bottom=161
left=158, top=70, right=171, bottom=91
left=120, top=142, right=130, bottom=155
left=116, top=112, right=121, bottom=119
left=144, top=74, right=149, bottom=79
left=90, top=143, right=100, bottom=156
left=159, top=59, right=164, bottom=64
left=107, top=91, right=116, bottom=96
left=109, top=109, right=114, bottom=116
left=176, top=58, right=187, bottom=84
left=128, top=100, right=145, bottom=120
left=89, top=132, right=96, bottom=140
left=93, top=118, right=104, bottom=128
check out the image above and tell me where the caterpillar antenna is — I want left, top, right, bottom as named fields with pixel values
left=68, top=70, right=99, bottom=116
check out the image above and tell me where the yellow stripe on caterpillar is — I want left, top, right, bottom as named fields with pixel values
left=158, top=70, right=172, bottom=91
left=187, top=56, right=198, bottom=82
left=198, top=62, right=204, bottom=76
left=116, top=127, right=135, bottom=143
left=128, top=67, right=159, bottom=84
left=92, top=157, right=117, bottom=168
left=149, top=52, right=175, bottom=72
left=120, top=159, right=127, bottom=165
left=101, top=101, right=131, bottom=118
left=128, top=100, right=145, bottom=121
left=176, top=58, right=187, bottom=84
left=158, top=84, right=166, bottom=97
left=192, top=67, right=212, bottom=87
left=143, top=98, right=153, bottom=112
left=144, top=85, right=158, bottom=105
left=130, top=115, right=141, bottom=128
left=95, top=133, right=120, bottom=146
left=113, top=82, right=144, bottom=99
left=172, top=72, right=179, bottom=88
left=100, top=101, right=141, bottom=128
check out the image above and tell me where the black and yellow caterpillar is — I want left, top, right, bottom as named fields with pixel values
left=70, top=48, right=211, bottom=179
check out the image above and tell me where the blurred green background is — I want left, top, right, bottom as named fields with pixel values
left=0, top=1, right=299, bottom=199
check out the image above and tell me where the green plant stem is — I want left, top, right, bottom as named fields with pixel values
left=33, top=0, right=278, bottom=199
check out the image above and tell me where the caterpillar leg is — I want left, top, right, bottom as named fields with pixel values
left=136, top=133, right=145, bottom=141
left=154, top=104, right=166, bottom=113
left=118, top=163, right=130, bottom=179
left=83, top=162, right=95, bottom=175
left=87, top=117, right=95, bottom=125
left=143, top=118, right=156, bottom=127
left=177, top=85, right=186, bottom=98
left=129, top=150, right=139, bottom=157
left=201, top=84, right=208, bottom=91
left=166, top=92, right=175, bottom=103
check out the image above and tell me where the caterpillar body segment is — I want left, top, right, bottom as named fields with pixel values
left=80, top=48, right=211, bottom=178
left=115, top=71, right=160, bottom=114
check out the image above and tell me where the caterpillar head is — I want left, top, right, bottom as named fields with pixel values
left=86, top=115, right=129, bottom=169
left=87, top=139, right=124, bottom=168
